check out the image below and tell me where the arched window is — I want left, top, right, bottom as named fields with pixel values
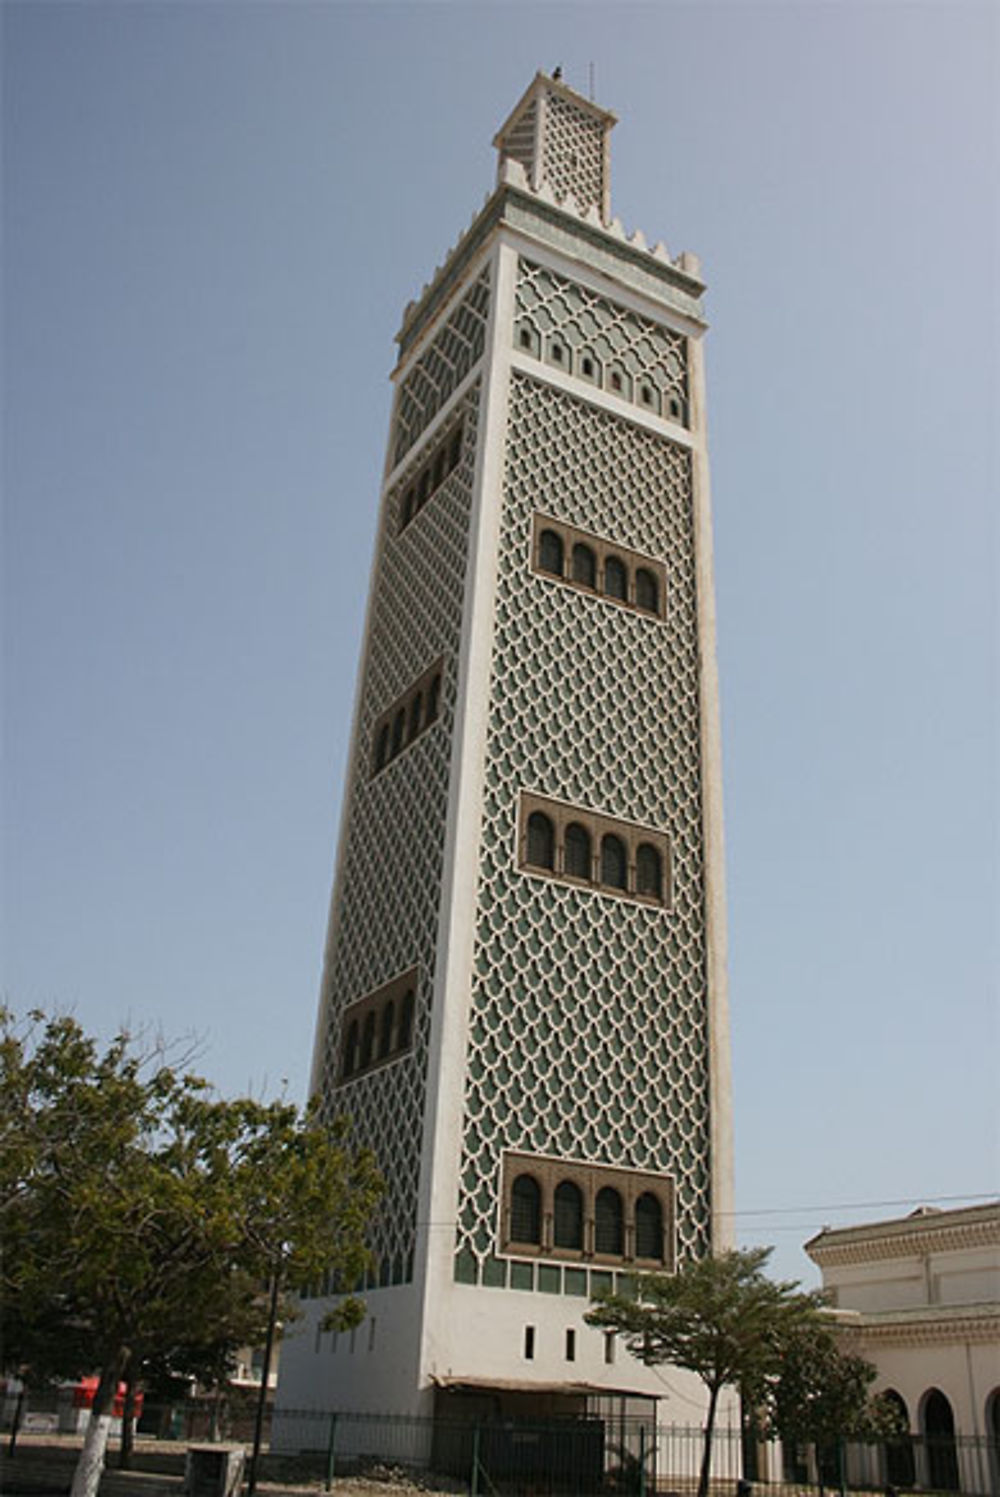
left=553, top=1180, right=583, bottom=1250
left=880, top=1391, right=915, bottom=1489
left=572, top=543, right=596, bottom=588
left=374, top=724, right=390, bottom=773
left=359, top=1011, right=376, bottom=1070
left=526, top=812, right=555, bottom=871
left=343, top=1020, right=359, bottom=1078
left=987, top=1390, right=1000, bottom=1497
left=426, top=674, right=441, bottom=724
left=595, top=1187, right=624, bottom=1255
left=635, top=1193, right=664, bottom=1260
left=538, top=529, right=564, bottom=577
left=636, top=843, right=663, bottom=899
left=398, top=989, right=415, bottom=1049
left=601, top=834, right=627, bottom=891
left=922, top=1389, right=959, bottom=1491
left=379, top=1001, right=395, bottom=1059
left=604, top=555, right=628, bottom=601
left=580, top=351, right=600, bottom=385
left=390, top=708, right=406, bottom=758
left=408, top=692, right=423, bottom=742
left=510, top=1175, right=541, bottom=1245
left=635, top=568, right=659, bottom=614
left=564, top=822, right=592, bottom=881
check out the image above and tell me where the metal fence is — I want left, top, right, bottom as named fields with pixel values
left=270, top=1407, right=1000, bottom=1497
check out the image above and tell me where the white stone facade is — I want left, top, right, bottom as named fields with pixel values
left=806, top=1201, right=1000, bottom=1484
left=277, top=73, right=733, bottom=1431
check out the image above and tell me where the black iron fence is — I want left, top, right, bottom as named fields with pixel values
left=4, top=1390, right=997, bottom=1497
left=270, top=1407, right=1000, bottom=1497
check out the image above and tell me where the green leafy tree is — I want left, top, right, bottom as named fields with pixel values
left=585, top=1247, right=828, bottom=1497
left=767, top=1321, right=881, bottom=1446
left=1, top=1009, right=383, bottom=1497
left=759, top=1320, right=886, bottom=1492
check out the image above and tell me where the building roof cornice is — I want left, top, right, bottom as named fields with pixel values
left=396, top=158, right=705, bottom=362
left=838, top=1303, right=1000, bottom=1349
left=805, top=1203, right=1000, bottom=1267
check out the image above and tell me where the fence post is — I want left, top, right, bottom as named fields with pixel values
left=325, top=1413, right=337, bottom=1492
left=638, top=1424, right=646, bottom=1497
left=837, top=1437, right=846, bottom=1497
left=470, top=1423, right=480, bottom=1497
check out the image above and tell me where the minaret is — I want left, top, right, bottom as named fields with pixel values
left=277, top=70, right=733, bottom=1432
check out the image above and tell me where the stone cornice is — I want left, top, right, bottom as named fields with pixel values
left=806, top=1204, right=1000, bottom=1267
left=837, top=1304, right=1000, bottom=1350
left=396, top=160, right=706, bottom=362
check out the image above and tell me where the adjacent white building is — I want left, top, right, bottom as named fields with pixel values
left=806, top=1201, right=1000, bottom=1491
left=277, top=71, right=733, bottom=1434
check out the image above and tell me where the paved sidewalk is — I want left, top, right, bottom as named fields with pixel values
left=1, top=1436, right=466, bottom=1496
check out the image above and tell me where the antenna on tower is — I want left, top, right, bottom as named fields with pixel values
left=589, top=62, right=595, bottom=100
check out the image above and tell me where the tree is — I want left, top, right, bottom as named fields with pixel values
left=585, top=1247, right=828, bottom=1497
left=1, top=1009, right=383, bottom=1497
left=760, top=1320, right=885, bottom=1492
left=768, top=1320, right=880, bottom=1445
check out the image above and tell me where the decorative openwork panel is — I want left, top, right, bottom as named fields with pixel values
left=542, top=91, right=606, bottom=213
left=515, top=258, right=689, bottom=423
left=457, top=371, right=711, bottom=1279
left=317, top=388, right=480, bottom=1278
left=394, top=269, right=490, bottom=466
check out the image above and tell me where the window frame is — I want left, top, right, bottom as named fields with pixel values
left=498, top=1150, right=675, bottom=1269
left=518, top=790, right=671, bottom=910
left=396, top=421, right=464, bottom=536
left=338, top=967, right=419, bottom=1084
left=530, top=514, right=667, bottom=622
left=371, top=658, right=445, bottom=779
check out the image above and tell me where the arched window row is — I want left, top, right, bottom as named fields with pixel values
left=339, top=967, right=418, bottom=1083
left=515, top=320, right=689, bottom=427
left=500, top=1151, right=674, bottom=1268
left=519, top=792, right=670, bottom=909
left=372, top=659, right=445, bottom=776
left=531, top=514, right=666, bottom=621
left=397, top=422, right=464, bottom=534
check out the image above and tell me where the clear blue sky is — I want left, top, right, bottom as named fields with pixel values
left=3, top=1, right=997, bottom=1284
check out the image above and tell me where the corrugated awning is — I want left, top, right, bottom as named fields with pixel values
left=431, top=1374, right=654, bottom=1399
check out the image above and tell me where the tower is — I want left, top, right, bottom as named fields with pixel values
left=277, top=72, right=733, bottom=1428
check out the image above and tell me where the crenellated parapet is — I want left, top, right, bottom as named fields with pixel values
left=397, top=129, right=705, bottom=364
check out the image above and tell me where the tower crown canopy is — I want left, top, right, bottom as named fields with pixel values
left=494, top=71, right=616, bottom=222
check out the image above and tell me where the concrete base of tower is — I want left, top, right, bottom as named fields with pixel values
left=272, top=1283, right=433, bottom=1440
left=274, top=1282, right=741, bottom=1465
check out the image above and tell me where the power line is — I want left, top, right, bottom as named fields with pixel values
left=721, top=1191, right=997, bottom=1219
left=414, top=1193, right=996, bottom=1235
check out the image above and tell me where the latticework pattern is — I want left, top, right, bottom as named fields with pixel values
left=515, top=258, right=689, bottom=422
left=318, top=387, right=481, bottom=1278
left=542, top=91, right=605, bottom=212
left=394, top=269, right=490, bottom=466
left=457, top=371, right=711, bottom=1278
